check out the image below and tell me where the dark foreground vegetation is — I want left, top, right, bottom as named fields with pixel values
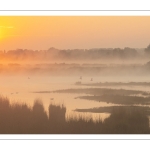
left=0, top=96, right=149, bottom=134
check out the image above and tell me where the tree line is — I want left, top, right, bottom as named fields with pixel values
left=0, top=45, right=150, bottom=61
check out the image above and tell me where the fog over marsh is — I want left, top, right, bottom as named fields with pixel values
left=0, top=44, right=150, bottom=133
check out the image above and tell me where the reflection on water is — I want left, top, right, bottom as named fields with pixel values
left=1, top=75, right=150, bottom=121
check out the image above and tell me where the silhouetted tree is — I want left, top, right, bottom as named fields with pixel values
left=32, top=99, right=48, bottom=133
left=145, top=44, right=150, bottom=54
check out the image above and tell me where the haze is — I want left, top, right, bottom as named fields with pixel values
left=1, top=16, right=150, bottom=50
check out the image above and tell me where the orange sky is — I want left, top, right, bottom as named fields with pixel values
left=0, top=16, right=150, bottom=50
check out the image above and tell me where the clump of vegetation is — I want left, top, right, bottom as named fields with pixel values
left=0, top=96, right=149, bottom=134
left=103, top=107, right=149, bottom=134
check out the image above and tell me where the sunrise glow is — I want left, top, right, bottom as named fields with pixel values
left=0, top=16, right=150, bottom=50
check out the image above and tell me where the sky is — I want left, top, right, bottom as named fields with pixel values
left=0, top=16, right=150, bottom=50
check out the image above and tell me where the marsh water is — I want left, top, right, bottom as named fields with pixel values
left=1, top=74, right=150, bottom=121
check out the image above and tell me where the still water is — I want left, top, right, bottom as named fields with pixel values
left=0, top=74, right=150, bottom=121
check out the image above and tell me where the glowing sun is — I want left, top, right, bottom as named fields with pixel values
left=0, top=26, right=14, bottom=39
left=0, top=26, right=3, bottom=39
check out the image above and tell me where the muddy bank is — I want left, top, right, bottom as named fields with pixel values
left=75, top=105, right=150, bottom=114
left=34, top=87, right=150, bottom=96
left=77, top=82, right=150, bottom=87
left=76, top=95, right=150, bottom=105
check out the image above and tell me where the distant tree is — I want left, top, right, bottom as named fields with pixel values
left=145, top=44, right=150, bottom=54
